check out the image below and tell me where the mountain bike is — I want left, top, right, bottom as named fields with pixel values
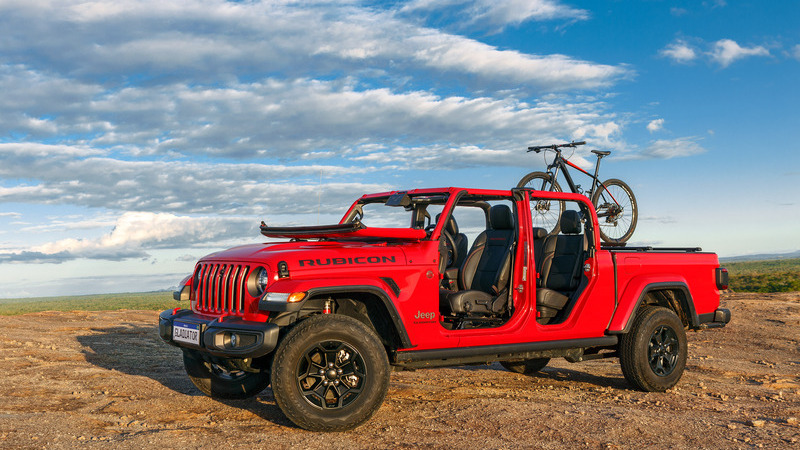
left=517, top=141, right=638, bottom=244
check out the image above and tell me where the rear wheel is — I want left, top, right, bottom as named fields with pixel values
left=591, top=178, right=637, bottom=244
left=592, top=178, right=639, bottom=244
left=500, top=358, right=550, bottom=374
left=517, top=171, right=564, bottom=236
left=271, top=314, right=390, bottom=432
left=619, top=306, right=687, bottom=392
left=182, top=350, right=270, bottom=399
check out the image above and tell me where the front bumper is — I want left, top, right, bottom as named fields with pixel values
left=158, top=309, right=280, bottom=358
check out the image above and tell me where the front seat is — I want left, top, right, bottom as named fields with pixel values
left=444, top=204, right=515, bottom=315
left=437, top=213, right=468, bottom=269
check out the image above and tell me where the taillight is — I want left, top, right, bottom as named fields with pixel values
left=715, top=267, right=729, bottom=290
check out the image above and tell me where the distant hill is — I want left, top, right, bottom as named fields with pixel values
left=720, top=250, right=800, bottom=262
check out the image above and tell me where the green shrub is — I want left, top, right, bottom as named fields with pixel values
left=724, top=258, right=800, bottom=293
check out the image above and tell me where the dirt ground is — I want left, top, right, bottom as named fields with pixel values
left=0, top=292, right=798, bottom=449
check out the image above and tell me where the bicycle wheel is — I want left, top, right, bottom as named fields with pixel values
left=517, top=171, right=564, bottom=236
left=591, top=178, right=637, bottom=244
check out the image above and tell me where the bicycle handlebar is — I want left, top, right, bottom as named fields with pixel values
left=527, top=141, right=586, bottom=153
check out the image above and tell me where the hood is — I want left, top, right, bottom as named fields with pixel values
left=200, top=240, right=410, bottom=270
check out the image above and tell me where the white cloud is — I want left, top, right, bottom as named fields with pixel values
left=660, top=40, right=697, bottom=63
left=0, top=212, right=260, bottom=263
left=32, top=212, right=252, bottom=256
left=709, top=39, right=770, bottom=67
left=661, top=37, right=774, bottom=68
left=0, top=143, right=390, bottom=215
left=792, top=44, right=800, bottom=61
left=647, top=118, right=664, bottom=133
left=402, top=0, right=589, bottom=31
left=0, top=69, right=625, bottom=161
left=636, top=137, right=706, bottom=160
left=0, top=0, right=625, bottom=93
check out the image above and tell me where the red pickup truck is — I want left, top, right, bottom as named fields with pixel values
left=159, top=186, right=730, bottom=431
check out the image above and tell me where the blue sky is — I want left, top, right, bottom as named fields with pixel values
left=1, top=0, right=798, bottom=298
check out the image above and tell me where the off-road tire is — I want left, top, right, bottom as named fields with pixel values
left=271, top=314, right=391, bottom=432
left=500, top=358, right=550, bottom=374
left=182, top=349, right=270, bottom=399
left=619, top=306, right=687, bottom=392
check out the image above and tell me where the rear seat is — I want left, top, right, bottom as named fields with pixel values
left=536, top=211, right=586, bottom=324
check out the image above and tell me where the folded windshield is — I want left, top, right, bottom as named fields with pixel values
left=349, top=193, right=450, bottom=230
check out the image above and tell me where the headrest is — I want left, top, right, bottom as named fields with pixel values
left=489, top=205, right=514, bottom=230
left=560, top=210, right=582, bottom=235
left=532, top=227, right=547, bottom=240
left=436, top=213, right=459, bottom=235
left=445, top=215, right=459, bottom=235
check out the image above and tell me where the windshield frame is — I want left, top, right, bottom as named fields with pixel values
left=340, top=187, right=515, bottom=241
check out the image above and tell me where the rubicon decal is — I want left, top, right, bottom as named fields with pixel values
left=299, top=256, right=396, bottom=267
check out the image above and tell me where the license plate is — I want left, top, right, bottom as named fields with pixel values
left=172, top=321, right=201, bottom=346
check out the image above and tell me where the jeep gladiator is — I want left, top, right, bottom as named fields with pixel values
left=159, top=187, right=731, bottom=431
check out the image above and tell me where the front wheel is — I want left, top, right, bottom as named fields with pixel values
left=182, top=350, right=270, bottom=399
left=619, top=306, right=687, bottom=392
left=271, top=314, right=391, bottom=432
left=517, top=171, right=564, bottom=236
left=591, top=178, right=637, bottom=244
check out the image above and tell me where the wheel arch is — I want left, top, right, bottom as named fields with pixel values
left=617, top=282, right=700, bottom=333
left=304, top=285, right=412, bottom=351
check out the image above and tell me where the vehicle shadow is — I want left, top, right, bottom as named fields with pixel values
left=77, top=323, right=294, bottom=428
left=77, top=322, right=196, bottom=394
left=458, top=362, right=630, bottom=390
left=531, top=366, right=630, bottom=390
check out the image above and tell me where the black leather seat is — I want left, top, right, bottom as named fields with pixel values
left=536, top=210, right=586, bottom=324
left=442, top=214, right=468, bottom=269
left=443, top=205, right=515, bottom=315
left=531, top=226, right=548, bottom=279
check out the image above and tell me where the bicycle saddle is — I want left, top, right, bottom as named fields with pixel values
left=591, top=150, right=611, bottom=156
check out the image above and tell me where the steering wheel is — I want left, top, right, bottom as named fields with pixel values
left=440, top=228, right=458, bottom=267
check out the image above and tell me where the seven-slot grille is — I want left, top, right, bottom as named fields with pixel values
left=192, top=262, right=253, bottom=315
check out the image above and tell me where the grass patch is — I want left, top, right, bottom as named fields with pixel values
left=2, top=259, right=797, bottom=314
left=724, top=258, right=800, bottom=293
left=0, top=291, right=183, bottom=316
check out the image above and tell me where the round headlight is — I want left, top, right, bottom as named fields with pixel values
left=247, top=266, right=270, bottom=297
left=257, top=267, right=269, bottom=293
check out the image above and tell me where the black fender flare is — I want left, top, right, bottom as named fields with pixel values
left=304, top=285, right=412, bottom=349
left=617, top=282, right=699, bottom=334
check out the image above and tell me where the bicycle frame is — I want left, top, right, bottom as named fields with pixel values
left=543, top=151, right=620, bottom=206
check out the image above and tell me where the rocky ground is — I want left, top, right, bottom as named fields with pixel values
left=0, top=292, right=798, bottom=449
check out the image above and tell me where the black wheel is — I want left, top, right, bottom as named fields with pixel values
left=182, top=349, right=270, bottom=399
left=500, top=358, right=550, bottom=374
left=619, top=306, right=687, bottom=392
left=591, top=178, right=637, bottom=244
left=271, top=314, right=390, bottom=432
left=517, top=171, right=564, bottom=236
